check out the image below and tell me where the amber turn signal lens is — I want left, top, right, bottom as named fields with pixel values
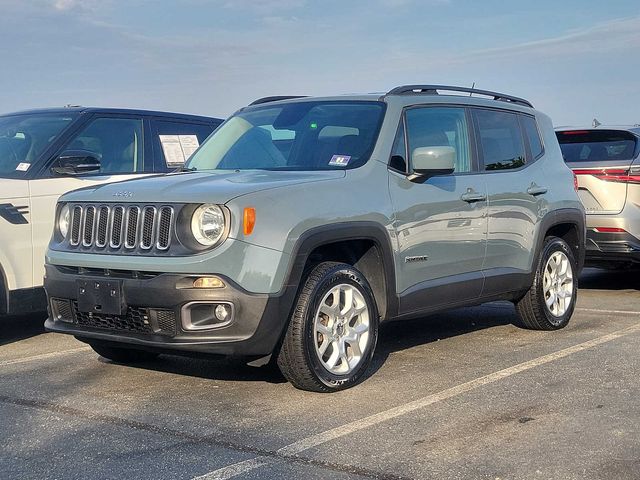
left=243, top=207, right=256, bottom=236
left=192, top=277, right=225, bottom=289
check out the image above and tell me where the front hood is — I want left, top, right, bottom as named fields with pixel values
left=0, top=178, right=29, bottom=200
left=60, top=170, right=346, bottom=204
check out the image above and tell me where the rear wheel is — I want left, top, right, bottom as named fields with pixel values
left=89, top=343, right=159, bottom=363
left=515, top=236, right=577, bottom=330
left=277, top=262, right=379, bottom=392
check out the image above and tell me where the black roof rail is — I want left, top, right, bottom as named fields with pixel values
left=386, top=84, right=533, bottom=108
left=249, top=95, right=307, bottom=106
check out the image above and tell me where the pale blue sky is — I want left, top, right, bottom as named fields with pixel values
left=1, top=0, right=639, bottom=125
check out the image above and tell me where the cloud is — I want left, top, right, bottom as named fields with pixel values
left=0, top=0, right=109, bottom=14
left=0, top=1, right=637, bottom=125
left=462, top=15, right=640, bottom=61
left=216, top=0, right=305, bottom=13
left=52, top=0, right=75, bottom=10
left=379, top=0, right=450, bottom=6
left=224, top=0, right=304, bottom=7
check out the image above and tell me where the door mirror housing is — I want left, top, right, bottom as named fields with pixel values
left=410, top=146, right=456, bottom=180
left=51, top=150, right=101, bottom=176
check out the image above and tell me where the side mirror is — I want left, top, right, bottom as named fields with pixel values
left=51, top=150, right=101, bottom=176
left=409, top=146, right=456, bottom=181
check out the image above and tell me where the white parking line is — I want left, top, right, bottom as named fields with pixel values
left=576, top=308, right=640, bottom=315
left=0, top=346, right=91, bottom=367
left=193, top=323, right=640, bottom=480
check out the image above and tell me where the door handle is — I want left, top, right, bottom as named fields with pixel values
left=526, top=185, right=548, bottom=196
left=460, top=191, right=487, bottom=203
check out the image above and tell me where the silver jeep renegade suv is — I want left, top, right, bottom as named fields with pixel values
left=45, top=85, right=585, bottom=392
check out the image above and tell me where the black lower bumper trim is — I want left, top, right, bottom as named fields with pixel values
left=44, top=264, right=294, bottom=356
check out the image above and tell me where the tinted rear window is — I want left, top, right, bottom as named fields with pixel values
left=474, top=109, right=526, bottom=171
left=556, top=130, right=638, bottom=162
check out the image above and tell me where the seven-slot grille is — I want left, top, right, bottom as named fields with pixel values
left=69, top=204, right=174, bottom=252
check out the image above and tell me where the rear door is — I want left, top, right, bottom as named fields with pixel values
left=473, top=108, right=548, bottom=286
left=556, top=129, right=639, bottom=214
left=150, top=119, right=220, bottom=172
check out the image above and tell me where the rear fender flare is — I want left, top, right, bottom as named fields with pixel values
left=534, top=208, right=586, bottom=273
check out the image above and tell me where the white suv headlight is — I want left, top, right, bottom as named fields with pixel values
left=58, top=204, right=70, bottom=238
left=191, top=204, right=226, bottom=246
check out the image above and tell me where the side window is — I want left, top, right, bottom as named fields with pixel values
left=405, top=107, right=472, bottom=173
left=474, top=109, right=526, bottom=171
left=389, top=119, right=407, bottom=172
left=153, top=120, right=218, bottom=169
left=66, top=117, right=144, bottom=174
left=521, top=115, right=544, bottom=159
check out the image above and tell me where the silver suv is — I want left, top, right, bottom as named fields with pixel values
left=556, top=126, right=640, bottom=268
left=45, top=85, right=585, bottom=392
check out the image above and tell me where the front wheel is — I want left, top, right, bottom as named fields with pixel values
left=277, top=262, right=379, bottom=392
left=515, top=236, right=578, bottom=330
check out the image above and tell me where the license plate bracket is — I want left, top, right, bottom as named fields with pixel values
left=77, top=279, right=125, bottom=315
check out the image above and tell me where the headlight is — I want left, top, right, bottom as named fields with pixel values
left=190, top=204, right=225, bottom=246
left=58, top=204, right=70, bottom=238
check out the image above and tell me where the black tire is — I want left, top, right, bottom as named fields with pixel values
left=515, top=236, right=578, bottom=330
left=89, top=343, right=159, bottom=363
left=277, top=262, right=379, bottom=392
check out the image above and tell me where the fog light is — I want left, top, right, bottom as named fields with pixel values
left=193, top=277, right=225, bottom=288
left=215, top=304, right=231, bottom=322
left=181, top=302, right=234, bottom=331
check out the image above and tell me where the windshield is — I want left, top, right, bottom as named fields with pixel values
left=0, top=112, right=78, bottom=178
left=557, top=129, right=638, bottom=163
left=186, top=101, right=385, bottom=171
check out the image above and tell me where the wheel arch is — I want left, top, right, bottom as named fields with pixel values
left=537, top=208, right=586, bottom=273
left=283, top=222, right=398, bottom=321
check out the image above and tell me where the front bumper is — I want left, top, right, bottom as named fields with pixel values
left=43, top=264, right=292, bottom=356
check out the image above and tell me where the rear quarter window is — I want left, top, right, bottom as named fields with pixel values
left=521, top=115, right=544, bottom=159
left=556, top=130, right=638, bottom=162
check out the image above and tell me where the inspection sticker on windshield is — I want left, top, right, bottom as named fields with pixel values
left=15, top=162, right=30, bottom=171
left=329, top=155, right=351, bottom=166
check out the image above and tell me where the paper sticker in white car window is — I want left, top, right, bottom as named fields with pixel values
left=15, top=162, right=31, bottom=171
left=159, top=135, right=201, bottom=166
left=178, top=135, right=199, bottom=158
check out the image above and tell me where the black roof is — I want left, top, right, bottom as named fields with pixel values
left=1, top=106, right=222, bottom=123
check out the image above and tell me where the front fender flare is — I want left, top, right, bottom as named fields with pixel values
left=281, top=221, right=398, bottom=319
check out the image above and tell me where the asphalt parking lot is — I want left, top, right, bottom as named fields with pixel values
left=1, top=268, right=638, bottom=480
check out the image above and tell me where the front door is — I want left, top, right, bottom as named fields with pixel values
left=388, top=106, right=488, bottom=315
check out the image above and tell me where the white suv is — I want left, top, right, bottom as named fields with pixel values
left=0, top=107, right=221, bottom=316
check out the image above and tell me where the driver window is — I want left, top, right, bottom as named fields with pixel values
left=405, top=107, right=471, bottom=173
left=65, top=117, right=144, bottom=174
